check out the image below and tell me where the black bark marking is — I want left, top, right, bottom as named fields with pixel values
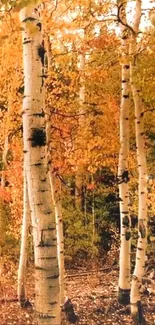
left=37, top=243, right=54, bottom=247
left=31, top=111, right=45, bottom=118
left=124, top=65, right=130, bottom=69
left=44, top=211, right=53, bottom=215
left=118, top=288, right=130, bottom=305
left=123, top=94, right=129, bottom=99
left=39, top=256, right=57, bottom=260
left=122, top=35, right=128, bottom=40
left=33, top=162, right=42, bottom=166
left=125, top=231, right=131, bottom=241
left=37, top=44, right=46, bottom=66
left=17, top=85, right=24, bottom=94
left=139, top=220, right=146, bottom=239
left=48, top=160, right=52, bottom=165
left=46, top=274, right=59, bottom=279
left=132, top=301, right=146, bottom=325
left=49, top=301, right=57, bottom=305
left=36, top=22, right=42, bottom=31
left=34, top=203, right=43, bottom=206
left=118, top=170, right=130, bottom=184
left=23, top=17, right=36, bottom=23
left=40, top=74, right=47, bottom=79
left=30, top=128, right=46, bottom=147
left=122, top=215, right=130, bottom=227
left=37, top=313, right=55, bottom=319
left=23, top=40, right=31, bottom=45
left=35, top=266, right=47, bottom=271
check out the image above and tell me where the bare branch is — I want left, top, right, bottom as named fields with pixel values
left=117, top=2, right=136, bottom=36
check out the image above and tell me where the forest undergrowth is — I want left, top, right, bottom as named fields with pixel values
left=0, top=246, right=155, bottom=325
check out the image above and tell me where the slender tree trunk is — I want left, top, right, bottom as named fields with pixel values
left=49, top=172, right=65, bottom=306
left=130, top=2, right=147, bottom=323
left=75, top=50, right=85, bottom=209
left=1, top=102, right=10, bottom=187
left=91, top=174, right=95, bottom=245
left=118, top=0, right=131, bottom=305
left=45, top=35, right=65, bottom=306
left=1, top=136, right=9, bottom=187
left=20, top=4, right=60, bottom=324
left=18, top=169, right=30, bottom=307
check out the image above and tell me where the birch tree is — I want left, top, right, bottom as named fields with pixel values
left=75, top=47, right=86, bottom=209
left=49, top=172, right=65, bottom=306
left=20, top=3, right=60, bottom=324
left=117, top=0, right=131, bottom=305
left=45, top=33, right=65, bottom=306
left=130, top=1, right=148, bottom=323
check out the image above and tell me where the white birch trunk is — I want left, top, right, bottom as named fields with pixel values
left=75, top=50, right=85, bottom=209
left=78, top=51, right=85, bottom=106
left=118, top=0, right=131, bottom=305
left=130, top=1, right=148, bottom=322
left=91, top=174, right=95, bottom=245
left=49, top=172, right=65, bottom=306
left=18, top=170, right=30, bottom=306
left=1, top=103, right=10, bottom=187
left=20, top=4, right=60, bottom=324
left=45, top=36, right=65, bottom=306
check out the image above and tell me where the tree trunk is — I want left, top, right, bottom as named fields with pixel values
left=1, top=102, right=10, bottom=187
left=91, top=174, right=95, bottom=245
left=50, top=172, right=65, bottom=306
left=20, top=4, right=60, bottom=324
left=130, top=1, right=147, bottom=323
left=18, top=169, right=30, bottom=307
left=118, top=0, right=131, bottom=305
left=45, top=34, right=65, bottom=306
left=75, top=49, right=86, bottom=209
left=1, top=135, right=9, bottom=187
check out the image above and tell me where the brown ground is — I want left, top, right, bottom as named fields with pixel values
left=0, top=253, right=155, bottom=325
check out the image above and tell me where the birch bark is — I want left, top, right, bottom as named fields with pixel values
left=49, top=172, right=65, bottom=306
left=75, top=50, right=86, bottom=209
left=1, top=99, right=10, bottom=187
left=118, top=0, right=131, bottom=305
left=45, top=35, right=65, bottom=306
left=20, top=4, right=60, bottom=324
left=130, top=1, right=148, bottom=322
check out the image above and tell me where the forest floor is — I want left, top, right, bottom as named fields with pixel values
left=0, top=249, right=155, bottom=325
